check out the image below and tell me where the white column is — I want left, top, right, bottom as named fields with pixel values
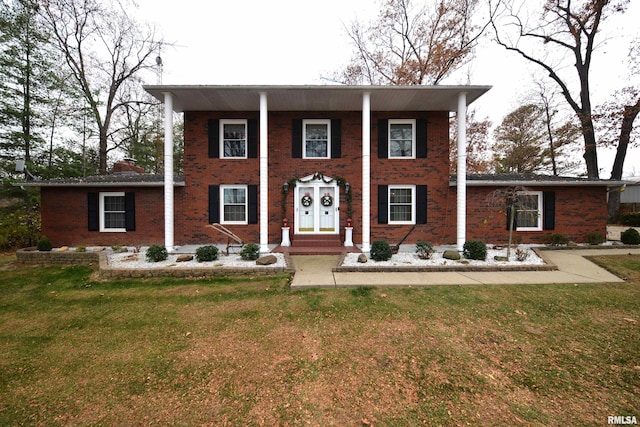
left=456, top=92, right=467, bottom=251
left=362, top=92, right=371, bottom=252
left=163, top=92, right=174, bottom=250
left=259, top=92, right=269, bottom=253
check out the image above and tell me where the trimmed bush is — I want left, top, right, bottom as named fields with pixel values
left=620, top=213, right=640, bottom=227
left=146, top=244, right=168, bottom=262
left=546, top=233, right=569, bottom=246
left=370, top=240, right=393, bottom=261
left=584, top=232, right=605, bottom=245
left=463, top=241, right=487, bottom=260
left=196, top=245, right=219, bottom=262
left=621, top=228, right=640, bottom=245
left=37, top=236, right=52, bottom=252
left=240, top=243, right=260, bottom=261
left=415, top=241, right=434, bottom=259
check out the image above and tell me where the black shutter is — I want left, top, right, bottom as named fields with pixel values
left=247, top=119, right=258, bottom=158
left=378, top=119, right=388, bottom=159
left=416, top=119, right=427, bottom=158
left=331, top=119, right=342, bottom=158
left=543, top=191, right=556, bottom=230
left=292, top=119, right=302, bottom=158
left=416, top=185, right=427, bottom=224
left=378, top=185, right=388, bottom=224
left=208, top=119, right=219, bottom=158
left=87, top=192, right=98, bottom=231
left=124, top=192, right=136, bottom=231
left=248, top=185, right=258, bottom=224
left=208, top=185, right=220, bottom=224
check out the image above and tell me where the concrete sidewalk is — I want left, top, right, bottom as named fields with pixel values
left=289, top=248, right=640, bottom=289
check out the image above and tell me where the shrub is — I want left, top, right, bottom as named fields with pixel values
left=75, top=246, right=87, bottom=252
left=515, top=247, right=529, bottom=262
left=196, top=245, right=219, bottom=262
left=415, top=241, right=434, bottom=259
left=37, top=236, right=52, bottom=252
left=584, top=232, right=605, bottom=245
left=240, top=243, right=260, bottom=261
left=146, top=244, right=168, bottom=262
left=463, top=241, right=487, bottom=260
left=620, top=228, right=640, bottom=245
left=620, top=213, right=640, bottom=227
left=545, top=233, right=569, bottom=246
left=370, top=240, right=393, bottom=261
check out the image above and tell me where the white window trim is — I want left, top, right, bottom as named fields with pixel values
left=220, top=185, right=248, bottom=225
left=302, top=119, right=331, bottom=159
left=388, top=119, right=416, bottom=159
left=99, top=192, right=126, bottom=233
left=388, top=185, right=416, bottom=225
left=220, top=119, right=248, bottom=159
left=516, top=191, right=543, bottom=231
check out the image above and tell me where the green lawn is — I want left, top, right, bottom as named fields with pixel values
left=0, top=254, right=639, bottom=426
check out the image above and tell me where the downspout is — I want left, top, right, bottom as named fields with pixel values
left=362, top=92, right=371, bottom=252
left=259, top=92, right=269, bottom=253
left=457, top=92, right=467, bottom=251
left=163, top=91, right=174, bottom=250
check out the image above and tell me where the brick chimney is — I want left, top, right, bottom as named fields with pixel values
left=112, top=158, right=144, bottom=174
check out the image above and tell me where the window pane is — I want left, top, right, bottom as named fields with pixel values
left=104, top=212, right=126, bottom=229
left=224, top=205, right=246, bottom=222
left=389, top=123, right=413, bottom=157
left=516, top=193, right=540, bottom=229
left=517, top=211, right=538, bottom=228
left=390, top=188, right=412, bottom=204
left=224, top=188, right=246, bottom=204
left=305, top=140, right=328, bottom=157
left=306, top=124, right=327, bottom=140
left=223, top=123, right=246, bottom=157
left=390, top=205, right=412, bottom=222
left=104, top=196, right=125, bottom=212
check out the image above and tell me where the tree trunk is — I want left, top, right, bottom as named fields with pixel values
left=607, top=99, right=640, bottom=222
left=579, top=113, right=599, bottom=179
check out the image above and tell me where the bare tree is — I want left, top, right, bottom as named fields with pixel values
left=486, top=185, right=530, bottom=259
left=41, top=0, right=162, bottom=174
left=489, top=0, right=631, bottom=179
left=449, top=110, right=492, bottom=173
left=337, top=0, right=489, bottom=85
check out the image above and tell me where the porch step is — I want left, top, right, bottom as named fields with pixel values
left=292, top=234, right=342, bottom=247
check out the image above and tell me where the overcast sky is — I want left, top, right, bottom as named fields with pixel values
left=136, top=0, right=639, bottom=178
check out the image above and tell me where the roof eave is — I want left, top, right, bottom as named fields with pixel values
left=13, top=181, right=186, bottom=188
left=448, top=180, right=631, bottom=187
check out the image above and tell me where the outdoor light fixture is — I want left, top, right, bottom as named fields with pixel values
left=283, top=182, right=289, bottom=192
left=345, top=182, right=350, bottom=193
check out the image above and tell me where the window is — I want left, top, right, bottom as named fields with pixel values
left=389, top=119, right=415, bottom=158
left=389, top=185, right=415, bottom=224
left=516, top=191, right=543, bottom=231
left=100, top=192, right=126, bottom=232
left=221, top=119, right=247, bottom=158
left=303, top=120, right=330, bottom=159
left=221, top=185, right=247, bottom=224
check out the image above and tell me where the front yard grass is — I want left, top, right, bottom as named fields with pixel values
left=0, top=254, right=638, bottom=426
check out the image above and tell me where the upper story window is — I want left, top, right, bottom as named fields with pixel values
left=100, top=192, right=126, bottom=232
left=221, top=185, right=248, bottom=224
left=515, top=191, right=543, bottom=231
left=303, top=120, right=331, bottom=159
left=221, top=119, right=247, bottom=158
left=388, top=119, right=416, bottom=159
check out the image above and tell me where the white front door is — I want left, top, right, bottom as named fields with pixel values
left=295, top=181, right=339, bottom=234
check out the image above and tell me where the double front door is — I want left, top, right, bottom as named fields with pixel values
left=295, top=180, right=339, bottom=234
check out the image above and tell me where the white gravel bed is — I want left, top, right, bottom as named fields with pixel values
left=106, top=251, right=287, bottom=269
left=342, top=247, right=545, bottom=267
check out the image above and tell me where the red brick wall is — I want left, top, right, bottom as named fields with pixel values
left=444, top=185, right=608, bottom=244
left=41, top=187, right=170, bottom=247
left=178, top=111, right=451, bottom=246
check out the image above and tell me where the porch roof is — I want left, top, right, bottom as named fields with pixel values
left=143, top=84, right=491, bottom=112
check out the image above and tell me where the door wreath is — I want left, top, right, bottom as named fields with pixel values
left=321, top=194, right=333, bottom=207
left=301, top=194, right=313, bottom=207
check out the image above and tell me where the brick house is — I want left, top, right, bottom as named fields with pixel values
left=25, top=85, right=627, bottom=251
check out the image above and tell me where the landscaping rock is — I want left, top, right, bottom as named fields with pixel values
left=176, top=254, right=194, bottom=262
left=357, top=254, right=368, bottom=263
left=443, top=250, right=460, bottom=260
left=494, top=256, right=509, bottom=262
left=256, top=255, right=277, bottom=265
left=59, top=246, right=69, bottom=252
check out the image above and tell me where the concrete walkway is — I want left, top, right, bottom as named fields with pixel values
left=289, top=248, right=640, bottom=289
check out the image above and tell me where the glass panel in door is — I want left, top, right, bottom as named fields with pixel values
left=298, top=186, right=315, bottom=232
left=319, top=186, right=336, bottom=232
